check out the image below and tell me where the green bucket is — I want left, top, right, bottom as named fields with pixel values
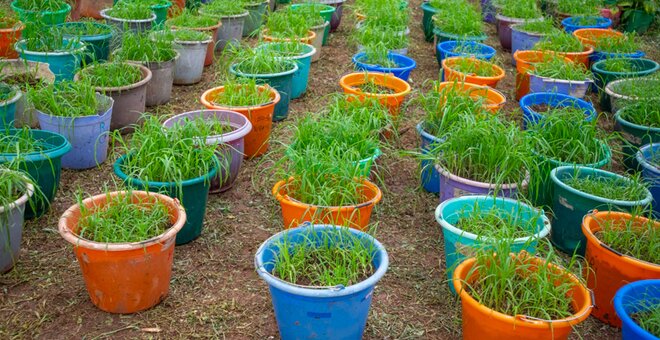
left=289, top=3, right=335, bottom=46
left=243, top=1, right=268, bottom=37
left=615, top=108, right=660, bottom=172
left=420, top=2, right=439, bottom=43
left=10, top=1, right=71, bottom=25
left=550, top=165, right=653, bottom=256
left=151, top=1, right=172, bottom=29
left=591, top=58, right=659, bottom=112
left=113, top=154, right=218, bottom=245
left=57, top=22, right=114, bottom=63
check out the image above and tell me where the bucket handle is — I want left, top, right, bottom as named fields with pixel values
left=255, top=265, right=346, bottom=291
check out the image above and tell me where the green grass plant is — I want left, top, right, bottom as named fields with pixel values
left=354, top=25, right=408, bottom=51
left=562, top=173, right=649, bottom=202
left=28, top=80, right=102, bottom=118
left=359, top=5, right=408, bottom=30
left=208, top=79, right=274, bottom=107
left=264, top=9, right=311, bottom=39
left=270, top=226, right=375, bottom=286
left=0, top=167, right=33, bottom=208
left=0, top=83, right=17, bottom=102
left=534, top=30, right=585, bottom=53
left=13, top=0, right=67, bottom=11
left=0, top=8, right=19, bottom=29
left=609, top=75, right=660, bottom=99
left=634, top=303, right=660, bottom=337
left=432, top=1, right=482, bottom=37
left=591, top=33, right=640, bottom=53
left=360, top=45, right=398, bottom=68
left=449, top=57, right=498, bottom=77
left=456, top=201, right=542, bottom=239
left=599, top=58, right=642, bottom=73
left=497, top=0, right=542, bottom=19
left=113, top=32, right=177, bottom=63
left=166, top=9, right=219, bottom=28
left=57, top=20, right=113, bottom=36
left=230, top=46, right=297, bottom=75
left=106, top=1, right=154, bottom=20
left=557, top=0, right=601, bottom=16
left=531, top=56, right=591, bottom=81
left=258, top=41, right=307, bottom=58
left=0, top=127, right=46, bottom=154
left=618, top=99, right=660, bottom=127
left=77, top=62, right=144, bottom=88
left=75, top=188, right=171, bottom=243
left=419, top=83, right=489, bottom=137
left=326, top=96, right=393, bottom=135
left=356, top=79, right=397, bottom=94
left=170, top=29, right=212, bottom=42
left=200, top=0, right=246, bottom=17
left=573, top=16, right=602, bottom=25
left=515, top=20, right=557, bottom=34
left=286, top=4, right=325, bottom=27
left=20, top=21, right=80, bottom=53
left=595, top=213, right=659, bottom=264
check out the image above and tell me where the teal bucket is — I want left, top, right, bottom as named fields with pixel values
left=15, top=40, right=86, bottom=82
left=243, top=1, right=268, bottom=37
left=435, top=195, right=551, bottom=292
left=420, top=2, right=439, bottom=42
left=113, top=154, right=218, bottom=245
left=57, top=22, right=114, bottom=63
left=0, top=89, right=21, bottom=129
left=260, top=43, right=316, bottom=99
left=550, top=166, right=653, bottom=256
left=615, top=108, right=660, bottom=171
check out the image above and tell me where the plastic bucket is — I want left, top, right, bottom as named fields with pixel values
left=481, top=0, right=496, bottom=23
left=100, top=9, right=156, bottom=35
left=352, top=52, right=416, bottom=81
left=637, top=144, right=660, bottom=217
left=513, top=50, right=571, bottom=101
left=553, top=46, right=595, bottom=69
left=151, top=1, right=172, bottom=28
left=0, top=88, right=21, bottom=129
left=583, top=212, right=660, bottom=326
left=162, top=110, right=252, bottom=193
left=202, top=10, right=248, bottom=52
left=614, top=280, right=660, bottom=339
left=435, top=195, right=551, bottom=291
left=169, top=22, right=221, bottom=66
left=289, top=3, right=335, bottom=45
left=229, top=62, right=298, bottom=121
left=520, top=92, right=597, bottom=129
left=0, top=177, right=33, bottom=273
left=436, top=165, right=529, bottom=203
left=0, top=129, right=72, bottom=219
left=0, top=25, right=23, bottom=59
left=442, top=57, right=506, bottom=88
left=616, top=109, right=660, bottom=172
left=10, top=1, right=71, bottom=25
left=3, top=60, right=55, bottom=128
left=550, top=166, right=653, bottom=255
left=432, top=27, right=487, bottom=50
left=272, top=179, right=382, bottom=230
left=309, top=22, right=327, bottom=62
left=57, top=22, right=114, bottom=63
left=436, top=41, right=496, bottom=68
left=421, top=2, right=439, bottom=42
left=201, top=85, right=280, bottom=158
left=591, top=58, right=659, bottom=112
left=173, top=39, right=212, bottom=85
left=262, top=43, right=316, bottom=99
left=562, top=16, right=612, bottom=33
left=36, top=94, right=113, bottom=170
left=590, top=50, right=645, bottom=65
left=243, top=1, right=268, bottom=37
left=528, top=74, right=591, bottom=99
left=606, top=78, right=660, bottom=113
left=436, top=81, right=507, bottom=114
left=317, top=0, right=344, bottom=32
left=339, top=72, right=412, bottom=116
left=113, top=154, right=218, bottom=245
left=255, top=224, right=388, bottom=339
left=58, top=191, right=186, bottom=313
left=15, top=39, right=86, bottom=82
left=136, top=55, right=178, bottom=107
left=417, top=122, right=444, bottom=194
left=496, top=14, right=544, bottom=51
left=573, top=28, right=623, bottom=48
left=510, top=25, right=546, bottom=66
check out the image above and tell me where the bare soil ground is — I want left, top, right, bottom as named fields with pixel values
left=1, top=0, right=659, bottom=339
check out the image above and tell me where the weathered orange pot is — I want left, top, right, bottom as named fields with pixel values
left=442, top=57, right=506, bottom=88
left=339, top=72, right=411, bottom=116
left=0, top=24, right=23, bottom=59
left=573, top=28, right=623, bottom=48
left=513, top=50, right=572, bottom=100
left=272, top=178, right=382, bottom=230
left=201, top=85, right=280, bottom=158
left=171, top=21, right=221, bottom=66
left=58, top=191, right=186, bottom=314
left=261, top=29, right=316, bottom=44
left=453, top=254, right=592, bottom=340
left=436, top=81, right=506, bottom=114
left=582, top=211, right=660, bottom=327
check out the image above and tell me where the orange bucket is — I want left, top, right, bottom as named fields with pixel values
left=272, top=178, right=382, bottom=230
left=201, top=85, right=280, bottom=158
left=513, top=50, right=571, bottom=100
left=261, top=29, right=316, bottom=44
left=453, top=254, right=592, bottom=340
left=339, top=72, right=412, bottom=116
left=442, top=57, right=506, bottom=89
left=436, top=81, right=506, bottom=114
left=58, top=191, right=187, bottom=314
left=573, top=28, right=623, bottom=48
left=582, top=211, right=660, bottom=327
left=0, top=25, right=23, bottom=59
left=553, top=46, right=594, bottom=69
left=172, top=21, right=222, bottom=66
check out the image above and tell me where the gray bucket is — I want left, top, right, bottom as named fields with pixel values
left=0, top=178, right=33, bottom=273
left=0, top=60, right=55, bottom=128
left=100, top=8, right=156, bottom=36
left=215, top=11, right=249, bottom=52
left=310, top=22, right=328, bottom=63
left=243, top=1, right=268, bottom=37
left=139, top=53, right=178, bottom=107
left=173, top=40, right=212, bottom=85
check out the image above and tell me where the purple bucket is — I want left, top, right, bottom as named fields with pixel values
left=436, top=165, right=528, bottom=203
left=319, top=0, right=344, bottom=31
left=529, top=75, right=591, bottom=99
left=511, top=24, right=546, bottom=66
left=163, top=110, right=252, bottom=193
left=481, top=0, right=496, bottom=23
left=36, top=94, right=113, bottom=170
left=496, top=14, right=543, bottom=51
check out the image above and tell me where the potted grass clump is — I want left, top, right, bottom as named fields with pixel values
left=75, top=61, right=152, bottom=131
left=431, top=1, right=485, bottom=45
left=15, top=24, right=87, bottom=82
left=271, top=148, right=382, bottom=230
left=615, top=280, right=660, bottom=339
left=258, top=42, right=316, bottom=99
left=453, top=239, right=592, bottom=338
left=113, top=32, right=178, bottom=106
left=199, top=1, right=249, bottom=52
left=58, top=188, right=186, bottom=313
left=435, top=195, right=551, bottom=290
left=241, top=0, right=268, bottom=37
left=287, top=3, right=331, bottom=55
left=513, top=50, right=572, bottom=100
left=0, top=8, right=23, bottom=59
left=606, top=75, right=660, bottom=112
left=165, top=29, right=213, bottom=85
left=100, top=1, right=156, bottom=35
left=495, top=0, right=543, bottom=51
left=555, top=0, right=601, bottom=19
left=0, top=82, right=21, bottom=129
left=255, top=224, right=388, bottom=339
left=582, top=211, right=659, bottom=326
left=436, top=41, right=496, bottom=68
left=352, top=44, right=416, bottom=81
left=10, top=0, right=71, bottom=25
left=262, top=9, right=315, bottom=44
left=354, top=25, right=409, bottom=56
left=0, top=127, right=71, bottom=218
left=574, top=29, right=644, bottom=63
left=29, top=80, right=114, bottom=170
left=201, top=79, right=280, bottom=158
left=615, top=99, right=660, bottom=171
left=510, top=20, right=557, bottom=63
left=442, top=57, right=506, bottom=89
left=550, top=166, right=652, bottom=255
left=229, top=47, right=298, bottom=121
left=520, top=92, right=597, bottom=129
left=118, top=0, right=172, bottom=28
left=339, top=72, right=411, bottom=116
left=593, top=58, right=659, bottom=111
left=436, top=81, right=506, bottom=113
left=533, top=30, right=593, bottom=67
left=0, top=167, right=34, bottom=273
left=526, top=107, right=610, bottom=208
left=166, top=9, right=221, bottom=66
left=0, top=60, right=54, bottom=127
left=113, top=115, right=220, bottom=245
left=56, top=20, right=114, bottom=63
left=638, top=143, right=660, bottom=216
left=528, top=56, right=592, bottom=98
left=430, top=115, right=532, bottom=203
left=162, top=110, right=252, bottom=193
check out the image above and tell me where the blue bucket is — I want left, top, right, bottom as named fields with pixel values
left=436, top=40, right=495, bottom=68
left=0, top=88, right=21, bottom=129
left=562, top=16, right=612, bottom=33
left=36, top=94, right=113, bottom=170
left=511, top=25, right=545, bottom=66
left=520, top=92, right=597, bottom=129
left=353, top=52, right=417, bottom=81
left=435, top=195, right=551, bottom=292
left=637, top=143, right=660, bottom=217
left=230, top=62, right=298, bottom=121
left=529, top=74, right=592, bottom=99
left=416, top=122, right=444, bottom=194
left=15, top=40, right=87, bottom=82
left=614, top=280, right=660, bottom=340
left=590, top=50, right=645, bottom=64
left=255, top=224, right=389, bottom=339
